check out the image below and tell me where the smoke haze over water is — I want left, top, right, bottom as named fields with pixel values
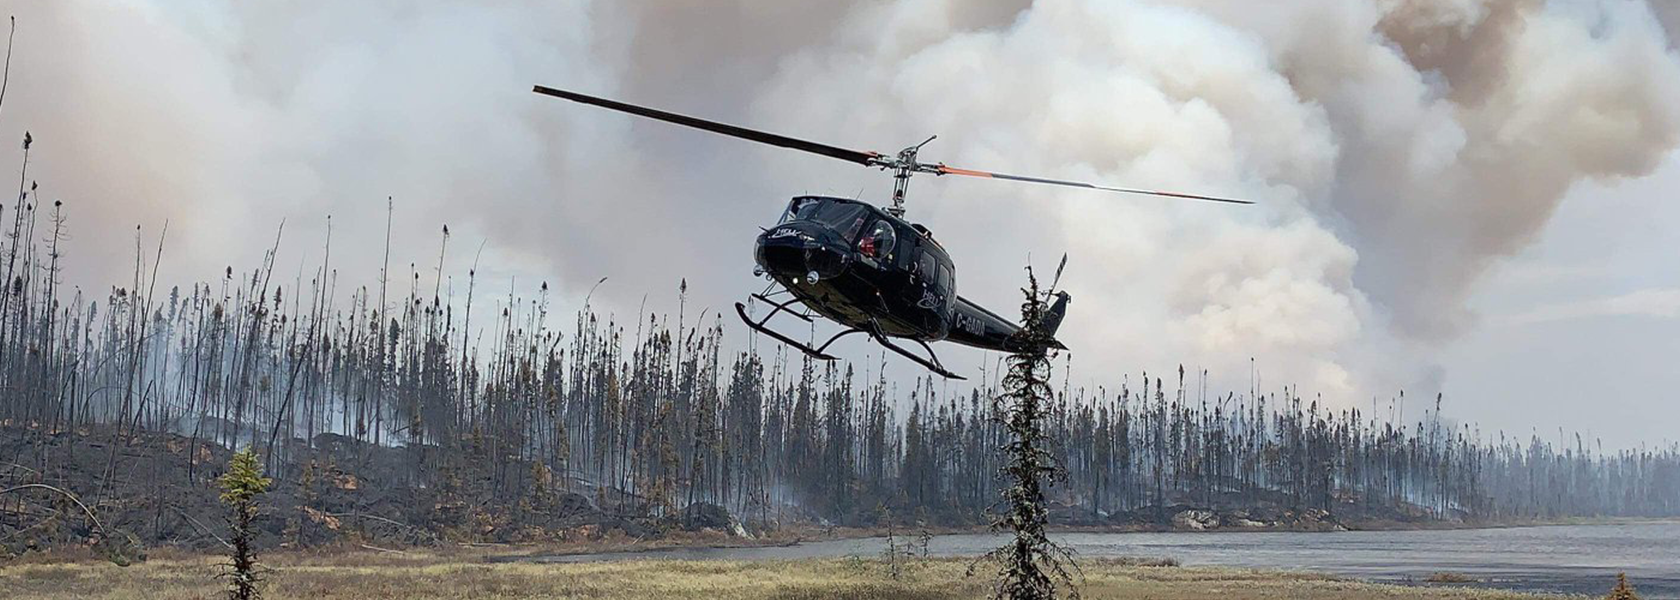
left=2, top=1, right=1678, bottom=436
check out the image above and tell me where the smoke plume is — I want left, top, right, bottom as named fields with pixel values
left=1, top=0, right=1676, bottom=401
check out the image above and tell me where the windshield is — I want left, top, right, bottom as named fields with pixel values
left=780, top=198, right=868, bottom=240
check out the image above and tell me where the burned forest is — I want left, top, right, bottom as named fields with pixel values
left=0, top=176, right=1675, bottom=555
left=4, top=2, right=1680, bottom=599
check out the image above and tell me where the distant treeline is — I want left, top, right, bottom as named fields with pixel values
left=0, top=155, right=1676, bottom=529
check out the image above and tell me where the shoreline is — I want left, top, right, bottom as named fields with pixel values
left=0, top=552, right=1582, bottom=600
left=11, top=521, right=1669, bottom=598
left=483, top=515, right=1680, bottom=561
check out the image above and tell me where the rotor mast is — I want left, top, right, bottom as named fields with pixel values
left=876, top=135, right=939, bottom=219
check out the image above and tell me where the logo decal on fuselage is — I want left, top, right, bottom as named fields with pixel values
left=769, top=227, right=801, bottom=239
left=917, top=290, right=941, bottom=310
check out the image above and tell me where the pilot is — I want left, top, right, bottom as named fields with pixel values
left=859, top=221, right=895, bottom=261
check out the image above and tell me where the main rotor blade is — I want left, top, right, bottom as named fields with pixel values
left=533, top=85, right=880, bottom=166
left=935, top=165, right=1255, bottom=205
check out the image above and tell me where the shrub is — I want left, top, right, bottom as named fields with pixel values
left=1606, top=572, right=1640, bottom=600
left=218, top=447, right=273, bottom=600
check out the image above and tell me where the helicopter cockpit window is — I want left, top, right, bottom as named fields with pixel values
left=916, top=250, right=937, bottom=281
left=857, top=221, right=897, bottom=262
left=781, top=198, right=868, bottom=240
left=821, top=205, right=867, bottom=241
left=779, top=198, right=816, bottom=224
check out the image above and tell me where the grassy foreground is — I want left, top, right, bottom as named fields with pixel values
left=0, top=549, right=1575, bottom=600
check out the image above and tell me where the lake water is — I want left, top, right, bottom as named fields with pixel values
left=520, top=521, right=1680, bottom=598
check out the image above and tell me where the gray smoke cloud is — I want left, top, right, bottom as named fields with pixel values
left=1, top=0, right=1676, bottom=401
left=1655, top=1, right=1680, bottom=46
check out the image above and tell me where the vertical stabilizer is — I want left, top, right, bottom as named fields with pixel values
left=1044, top=291, right=1071, bottom=340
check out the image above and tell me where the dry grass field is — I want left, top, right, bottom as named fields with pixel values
left=0, top=548, right=1582, bottom=600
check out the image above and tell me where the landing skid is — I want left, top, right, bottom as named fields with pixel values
left=871, top=333, right=966, bottom=381
left=734, top=301, right=859, bottom=361
left=734, top=299, right=966, bottom=380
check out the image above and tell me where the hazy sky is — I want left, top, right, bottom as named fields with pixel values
left=2, top=0, right=1677, bottom=447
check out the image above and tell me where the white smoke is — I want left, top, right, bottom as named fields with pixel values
left=1, top=0, right=1676, bottom=403
left=751, top=0, right=1680, bottom=395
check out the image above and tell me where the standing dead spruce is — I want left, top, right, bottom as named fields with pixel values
left=976, top=266, right=1080, bottom=600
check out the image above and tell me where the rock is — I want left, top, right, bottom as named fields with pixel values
left=1225, top=516, right=1272, bottom=528
left=1172, top=509, right=1218, bottom=530
left=1291, top=508, right=1348, bottom=531
left=1219, top=509, right=1268, bottom=529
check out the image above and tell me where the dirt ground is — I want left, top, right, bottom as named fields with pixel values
left=0, top=548, right=1584, bottom=600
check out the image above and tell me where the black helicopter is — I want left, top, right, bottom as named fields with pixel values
left=532, top=85, right=1252, bottom=379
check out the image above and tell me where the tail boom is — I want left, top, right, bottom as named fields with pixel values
left=945, top=293, right=1070, bottom=353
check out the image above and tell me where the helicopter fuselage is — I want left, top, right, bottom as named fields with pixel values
left=752, top=196, right=1056, bottom=355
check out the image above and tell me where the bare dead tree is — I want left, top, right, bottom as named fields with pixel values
left=976, top=268, right=1078, bottom=600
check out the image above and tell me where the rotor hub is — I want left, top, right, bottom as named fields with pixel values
left=872, top=135, right=941, bottom=218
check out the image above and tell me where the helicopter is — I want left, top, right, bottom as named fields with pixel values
left=532, top=85, right=1253, bottom=380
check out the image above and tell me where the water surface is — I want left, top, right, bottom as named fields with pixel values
left=520, top=521, right=1680, bottom=598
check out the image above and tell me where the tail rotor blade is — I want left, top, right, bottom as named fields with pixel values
left=935, top=165, right=1254, bottom=205
left=1050, top=253, right=1068, bottom=292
